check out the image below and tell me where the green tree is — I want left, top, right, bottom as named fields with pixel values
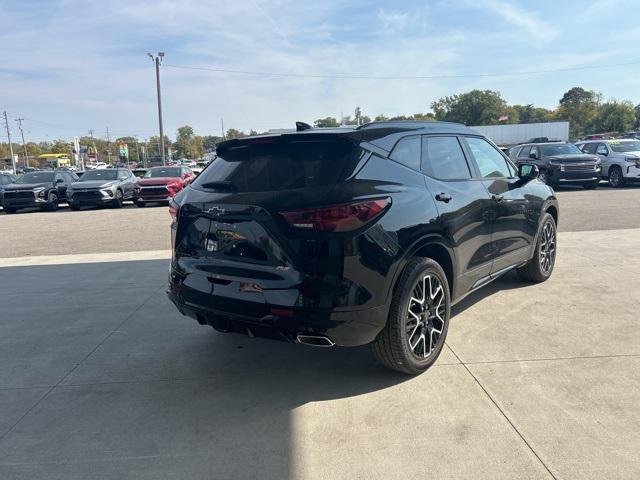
left=225, top=129, right=246, bottom=140
left=430, top=90, right=510, bottom=125
left=202, top=135, right=223, bottom=152
left=176, top=125, right=195, bottom=158
left=634, top=104, right=640, bottom=129
left=555, top=87, right=601, bottom=137
left=50, top=140, right=70, bottom=154
left=593, top=100, right=636, bottom=133
left=512, top=104, right=553, bottom=124
left=314, top=117, right=339, bottom=128
left=374, top=114, right=389, bottom=122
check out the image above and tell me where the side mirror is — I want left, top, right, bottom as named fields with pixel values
left=519, top=163, right=539, bottom=181
left=529, top=151, right=539, bottom=160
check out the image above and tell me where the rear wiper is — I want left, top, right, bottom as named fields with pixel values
left=200, top=181, right=237, bottom=192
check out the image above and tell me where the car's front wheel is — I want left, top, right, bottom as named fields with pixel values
left=45, top=192, right=59, bottom=211
left=111, top=190, right=124, bottom=208
left=517, top=213, right=557, bottom=282
left=372, top=258, right=451, bottom=375
left=608, top=166, right=624, bottom=188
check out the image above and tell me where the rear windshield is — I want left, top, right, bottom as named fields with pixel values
left=15, top=172, right=54, bottom=184
left=145, top=167, right=181, bottom=178
left=192, top=138, right=361, bottom=192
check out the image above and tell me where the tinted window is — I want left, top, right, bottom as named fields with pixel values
left=421, top=136, right=471, bottom=180
left=581, top=143, right=596, bottom=154
left=145, top=167, right=182, bottom=178
left=465, top=137, right=513, bottom=178
left=530, top=146, right=539, bottom=158
left=390, top=136, right=421, bottom=171
left=540, top=144, right=581, bottom=156
left=518, top=145, right=532, bottom=158
left=79, top=170, right=119, bottom=181
left=193, top=139, right=362, bottom=192
left=15, top=172, right=54, bottom=184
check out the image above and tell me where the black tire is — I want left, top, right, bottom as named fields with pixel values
left=371, top=258, right=451, bottom=375
left=583, top=182, right=598, bottom=190
left=136, top=200, right=145, bottom=208
left=517, top=213, right=557, bottom=283
left=69, top=204, right=81, bottom=211
left=608, top=166, right=624, bottom=188
left=112, top=190, right=124, bottom=208
left=45, top=192, right=59, bottom=211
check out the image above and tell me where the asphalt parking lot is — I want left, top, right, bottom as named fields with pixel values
left=1, top=185, right=639, bottom=479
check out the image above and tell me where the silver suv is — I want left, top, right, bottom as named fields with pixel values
left=576, top=139, right=640, bottom=187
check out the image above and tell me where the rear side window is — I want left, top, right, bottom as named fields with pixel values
left=464, top=137, right=514, bottom=178
left=421, top=136, right=471, bottom=180
left=389, top=136, right=421, bottom=171
left=193, top=138, right=362, bottom=192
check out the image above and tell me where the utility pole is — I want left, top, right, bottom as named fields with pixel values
left=148, top=52, right=165, bottom=165
left=2, top=111, right=16, bottom=173
left=106, top=127, right=112, bottom=164
left=15, top=118, right=28, bottom=167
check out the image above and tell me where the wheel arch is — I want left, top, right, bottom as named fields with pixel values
left=389, top=235, right=457, bottom=304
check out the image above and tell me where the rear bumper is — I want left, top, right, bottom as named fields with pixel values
left=167, top=265, right=388, bottom=347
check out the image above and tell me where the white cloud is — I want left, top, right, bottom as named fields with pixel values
left=377, top=8, right=409, bottom=33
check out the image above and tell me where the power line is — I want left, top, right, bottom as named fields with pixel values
left=163, top=59, right=640, bottom=80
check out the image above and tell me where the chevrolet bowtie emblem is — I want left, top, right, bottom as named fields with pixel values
left=206, top=206, right=226, bottom=215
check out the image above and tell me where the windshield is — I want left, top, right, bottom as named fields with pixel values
left=540, top=144, right=582, bottom=156
left=15, top=172, right=54, bottom=184
left=79, top=170, right=119, bottom=181
left=609, top=140, right=640, bottom=153
left=145, top=167, right=181, bottom=178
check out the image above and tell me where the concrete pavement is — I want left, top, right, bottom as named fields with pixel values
left=0, top=228, right=638, bottom=479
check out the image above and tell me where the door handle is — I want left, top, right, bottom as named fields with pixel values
left=435, top=192, right=452, bottom=203
left=492, top=194, right=504, bottom=202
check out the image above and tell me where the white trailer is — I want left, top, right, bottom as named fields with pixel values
left=470, top=122, right=569, bottom=146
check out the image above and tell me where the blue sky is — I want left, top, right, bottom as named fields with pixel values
left=1, top=0, right=639, bottom=142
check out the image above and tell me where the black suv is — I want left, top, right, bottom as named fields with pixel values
left=167, top=121, right=559, bottom=374
left=3, top=170, right=78, bottom=213
left=511, top=142, right=601, bottom=189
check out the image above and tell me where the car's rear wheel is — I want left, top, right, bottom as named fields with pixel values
left=517, top=213, right=556, bottom=282
left=112, top=190, right=124, bottom=208
left=372, top=258, right=451, bottom=375
left=608, top=166, right=624, bottom=188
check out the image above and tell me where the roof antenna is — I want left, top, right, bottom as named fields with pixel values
left=296, top=121, right=312, bottom=132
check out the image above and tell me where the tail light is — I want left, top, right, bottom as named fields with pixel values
left=280, top=198, right=390, bottom=232
left=169, top=198, right=180, bottom=223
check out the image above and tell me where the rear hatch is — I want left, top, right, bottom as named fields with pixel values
left=171, top=133, right=369, bottom=314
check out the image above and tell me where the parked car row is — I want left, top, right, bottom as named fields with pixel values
left=0, top=166, right=197, bottom=213
left=508, top=138, right=640, bottom=189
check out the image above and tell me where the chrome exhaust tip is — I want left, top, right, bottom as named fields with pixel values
left=296, top=334, right=335, bottom=347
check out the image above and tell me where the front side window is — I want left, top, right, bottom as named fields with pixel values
left=464, top=137, right=514, bottom=178
left=581, top=143, right=597, bottom=154
left=595, top=144, right=608, bottom=155
left=389, top=136, right=421, bottom=171
left=530, top=146, right=540, bottom=158
left=421, top=136, right=471, bottom=180
left=518, top=145, right=532, bottom=158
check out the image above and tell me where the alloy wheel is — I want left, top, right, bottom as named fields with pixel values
left=406, top=274, right=446, bottom=359
left=609, top=168, right=622, bottom=187
left=539, top=221, right=556, bottom=274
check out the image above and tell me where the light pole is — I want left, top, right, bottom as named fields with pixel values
left=2, top=111, right=16, bottom=173
left=147, top=52, right=165, bottom=165
left=15, top=118, right=28, bottom=167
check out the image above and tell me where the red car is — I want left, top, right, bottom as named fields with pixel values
left=135, top=166, right=195, bottom=207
